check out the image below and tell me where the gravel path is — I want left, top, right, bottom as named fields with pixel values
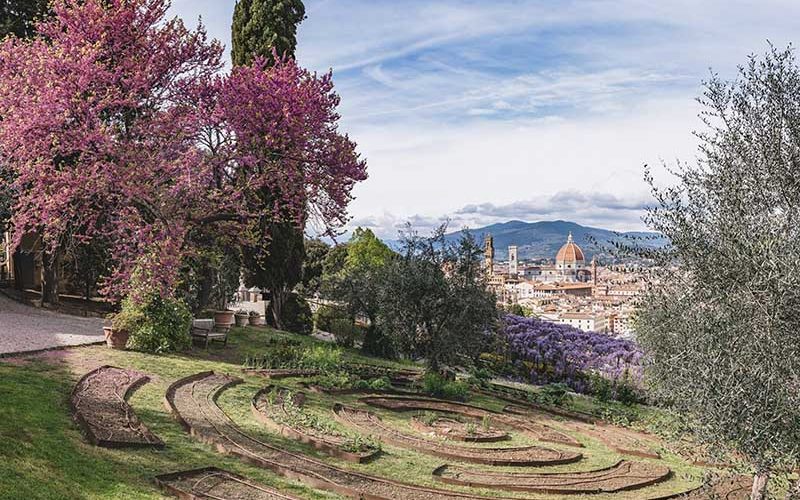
left=0, top=293, right=104, bottom=356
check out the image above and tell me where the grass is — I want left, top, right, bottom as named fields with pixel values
left=0, top=325, right=727, bottom=499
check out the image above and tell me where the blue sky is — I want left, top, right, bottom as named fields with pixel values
left=170, top=0, right=799, bottom=238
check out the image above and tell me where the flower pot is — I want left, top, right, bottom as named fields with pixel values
left=214, top=310, right=235, bottom=328
left=235, top=313, right=250, bottom=327
left=249, top=314, right=265, bottom=326
left=103, top=326, right=129, bottom=350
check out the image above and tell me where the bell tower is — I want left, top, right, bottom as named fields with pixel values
left=508, top=245, right=518, bottom=276
left=484, top=234, right=494, bottom=276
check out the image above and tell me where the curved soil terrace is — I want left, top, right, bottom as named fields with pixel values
left=409, top=416, right=509, bottom=443
left=433, top=460, right=672, bottom=494
left=649, top=475, right=751, bottom=499
left=164, top=371, right=507, bottom=500
left=155, top=467, right=302, bottom=499
left=334, top=404, right=579, bottom=466
left=361, top=395, right=584, bottom=448
left=251, top=386, right=379, bottom=463
left=503, top=404, right=661, bottom=459
left=346, top=363, right=422, bottom=386
left=70, top=365, right=163, bottom=448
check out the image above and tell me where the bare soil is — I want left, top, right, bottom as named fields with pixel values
left=70, top=365, right=163, bottom=448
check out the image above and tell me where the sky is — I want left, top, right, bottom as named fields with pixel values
left=169, top=0, right=799, bottom=238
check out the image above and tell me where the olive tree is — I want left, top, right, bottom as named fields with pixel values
left=379, top=225, right=497, bottom=372
left=636, top=45, right=800, bottom=499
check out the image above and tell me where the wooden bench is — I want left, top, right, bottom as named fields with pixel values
left=191, top=319, right=228, bottom=349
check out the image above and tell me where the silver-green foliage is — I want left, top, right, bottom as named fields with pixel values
left=636, top=45, right=800, bottom=481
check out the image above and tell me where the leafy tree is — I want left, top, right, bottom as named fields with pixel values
left=0, top=0, right=49, bottom=39
left=0, top=0, right=365, bottom=305
left=323, top=228, right=394, bottom=355
left=231, top=0, right=305, bottom=67
left=636, top=45, right=800, bottom=499
left=379, top=225, right=497, bottom=372
left=321, top=242, right=349, bottom=285
left=345, top=228, right=394, bottom=269
left=299, top=238, right=329, bottom=297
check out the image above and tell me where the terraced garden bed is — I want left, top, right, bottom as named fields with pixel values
left=433, top=460, right=671, bottom=494
left=334, top=404, right=577, bottom=466
left=410, top=413, right=509, bottom=442
left=251, top=386, right=380, bottom=463
left=155, top=467, right=302, bottom=499
left=70, top=365, right=164, bottom=448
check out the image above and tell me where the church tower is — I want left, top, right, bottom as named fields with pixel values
left=591, top=256, right=598, bottom=286
left=508, top=245, right=518, bottom=276
left=484, top=234, right=494, bottom=276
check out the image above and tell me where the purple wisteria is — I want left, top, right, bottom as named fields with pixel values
left=499, top=314, right=643, bottom=394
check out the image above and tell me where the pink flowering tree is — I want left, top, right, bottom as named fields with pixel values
left=0, top=0, right=367, bottom=305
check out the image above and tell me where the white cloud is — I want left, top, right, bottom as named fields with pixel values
left=165, top=0, right=799, bottom=241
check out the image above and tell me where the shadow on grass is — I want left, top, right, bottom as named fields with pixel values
left=0, top=362, right=163, bottom=499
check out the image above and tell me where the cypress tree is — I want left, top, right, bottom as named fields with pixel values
left=231, top=0, right=308, bottom=331
left=231, top=0, right=306, bottom=67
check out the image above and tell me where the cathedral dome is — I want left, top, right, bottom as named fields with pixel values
left=555, top=233, right=585, bottom=264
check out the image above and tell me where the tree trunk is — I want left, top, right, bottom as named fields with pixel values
left=12, top=250, right=23, bottom=290
left=750, top=472, right=769, bottom=500
left=196, top=261, right=214, bottom=312
left=270, top=287, right=286, bottom=330
left=40, top=250, right=60, bottom=306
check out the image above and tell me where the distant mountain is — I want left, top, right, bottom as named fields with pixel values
left=388, top=220, right=667, bottom=261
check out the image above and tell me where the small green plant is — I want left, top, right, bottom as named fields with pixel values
left=481, top=415, right=492, bottom=431
left=464, top=422, right=477, bottom=435
left=420, top=372, right=470, bottom=401
left=418, top=411, right=439, bottom=426
left=314, top=372, right=353, bottom=390
left=368, top=376, right=391, bottom=390
left=340, top=434, right=382, bottom=454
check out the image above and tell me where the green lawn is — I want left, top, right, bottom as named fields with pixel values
left=0, top=326, right=719, bottom=500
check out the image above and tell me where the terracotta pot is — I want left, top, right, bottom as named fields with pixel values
left=249, top=314, right=265, bottom=326
left=103, top=326, right=129, bottom=350
left=214, top=310, right=235, bottom=328
left=234, top=313, right=250, bottom=327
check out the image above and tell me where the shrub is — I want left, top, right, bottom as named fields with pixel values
left=113, top=294, right=192, bottom=353
left=313, top=304, right=346, bottom=331
left=280, top=293, right=312, bottom=335
left=420, top=372, right=470, bottom=401
left=314, top=372, right=352, bottom=390
left=368, top=376, right=391, bottom=390
left=329, top=319, right=365, bottom=348
left=534, top=383, right=572, bottom=406
left=499, top=314, right=643, bottom=396
left=299, top=345, right=342, bottom=372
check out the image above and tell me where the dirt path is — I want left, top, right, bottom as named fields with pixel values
left=0, top=293, right=104, bottom=356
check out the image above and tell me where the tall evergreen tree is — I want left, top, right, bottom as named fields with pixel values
left=231, top=0, right=308, bottom=329
left=231, top=0, right=305, bottom=67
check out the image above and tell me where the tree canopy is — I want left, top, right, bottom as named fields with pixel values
left=379, top=225, right=497, bottom=371
left=636, top=45, right=800, bottom=498
left=0, top=0, right=366, bottom=302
